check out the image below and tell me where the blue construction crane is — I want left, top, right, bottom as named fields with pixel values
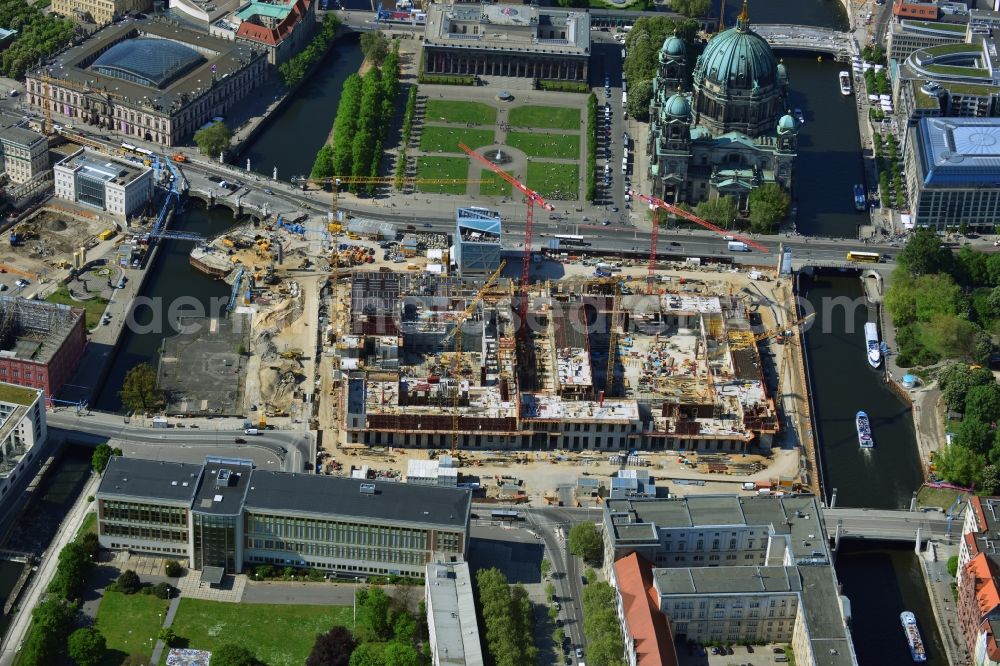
left=946, top=494, right=964, bottom=536
left=227, top=265, right=245, bottom=312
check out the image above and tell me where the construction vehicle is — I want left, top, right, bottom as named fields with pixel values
left=172, top=154, right=188, bottom=163
left=445, top=260, right=506, bottom=454
left=9, top=223, right=35, bottom=247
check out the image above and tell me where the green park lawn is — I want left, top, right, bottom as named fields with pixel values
left=415, top=156, right=471, bottom=194
left=419, top=126, right=495, bottom=154
left=527, top=162, right=579, bottom=200
left=508, top=105, right=581, bottom=130
left=76, top=511, right=97, bottom=539
left=45, top=285, right=109, bottom=330
left=95, top=590, right=170, bottom=663
left=424, top=99, right=497, bottom=126
left=167, top=599, right=353, bottom=666
left=916, top=485, right=966, bottom=511
left=479, top=168, right=513, bottom=197
left=506, top=132, right=580, bottom=160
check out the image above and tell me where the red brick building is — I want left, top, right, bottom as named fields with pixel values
left=0, top=299, right=86, bottom=399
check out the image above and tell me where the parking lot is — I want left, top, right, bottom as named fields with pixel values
left=676, top=643, right=792, bottom=666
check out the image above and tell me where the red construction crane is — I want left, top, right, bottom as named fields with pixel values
left=629, top=189, right=771, bottom=256
left=459, top=143, right=555, bottom=329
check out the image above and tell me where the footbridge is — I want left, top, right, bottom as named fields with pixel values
left=754, top=24, right=857, bottom=59
left=823, top=508, right=952, bottom=547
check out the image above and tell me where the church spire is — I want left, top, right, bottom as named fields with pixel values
left=736, top=0, right=751, bottom=32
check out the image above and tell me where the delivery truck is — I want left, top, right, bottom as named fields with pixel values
left=727, top=241, right=749, bottom=252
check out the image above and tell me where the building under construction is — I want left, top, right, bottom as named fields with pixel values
left=0, top=297, right=87, bottom=399
left=338, top=274, right=777, bottom=453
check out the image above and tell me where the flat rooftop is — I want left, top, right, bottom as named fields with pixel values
left=0, top=126, right=46, bottom=148
left=522, top=394, right=639, bottom=421
left=424, top=4, right=590, bottom=55
left=606, top=495, right=831, bottom=563
left=57, top=149, right=148, bottom=186
left=426, top=562, right=485, bottom=666
left=654, top=565, right=803, bottom=596
left=914, top=117, right=1000, bottom=188
left=97, top=457, right=204, bottom=504
left=0, top=383, right=40, bottom=407
left=244, top=471, right=471, bottom=529
left=192, top=460, right=252, bottom=515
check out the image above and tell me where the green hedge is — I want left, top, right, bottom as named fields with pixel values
left=418, top=74, right=474, bottom=86
left=586, top=92, right=597, bottom=202
left=279, top=15, right=339, bottom=87
left=538, top=79, right=589, bottom=93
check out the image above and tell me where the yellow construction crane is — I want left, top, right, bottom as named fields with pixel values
left=446, top=260, right=506, bottom=453
left=730, top=312, right=816, bottom=350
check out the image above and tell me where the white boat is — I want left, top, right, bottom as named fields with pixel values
left=901, top=612, right=927, bottom=662
left=856, top=411, right=874, bottom=449
left=854, top=184, right=867, bottom=212
left=839, top=71, right=852, bottom=95
left=865, top=322, right=881, bottom=368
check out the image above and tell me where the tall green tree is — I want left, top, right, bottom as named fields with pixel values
left=966, top=384, right=1000, bottom=424
left=670, top=0, right=710, bottom=17
left=67, top=628, right=106, bottom=666
left=193, top=121, right=232, bottom=158
left=954, top=417, right=993, bottom=455
left=568, top=522, right=604, bottom=565
left=356, top=586, right=393, bottom=642
left=898, top=227, right=954, bottom=276
left=19, top=599, right=78, bottom=666
left=119, top=363, right=164, bottom=414
left=360, top=31, right=391, bottom=65
left=939, top=363, right=996, bottom=411
left=626, top=79, right=654, bottom=121
left=748, top=183, right=790, bottom=233
left=695, top=195, right=739, bottom=230
left=91, top=442, right=122, bottom=474
left=306, top=626, right=355, bottom=666
left=935, top=443, right=984, bottom=487
left=48, top=542, right=92, bottom=600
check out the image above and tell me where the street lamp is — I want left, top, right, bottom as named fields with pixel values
left=352, top=576, right=361, bottom=628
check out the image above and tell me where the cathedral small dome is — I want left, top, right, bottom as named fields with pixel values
left=666, top=93, right=690, bottom=118
left=662, top=36, right=686, bottom=57
left=778, top=113, right=796, bottom=131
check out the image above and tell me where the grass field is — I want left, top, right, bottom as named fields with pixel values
left=508, top=105, right=581, bottom=130
left=527, top=162, right=579, bottom=200
left=916, top=485, right=967, bottom=510
left=45, top=285, right=108, bottom=330
left=424, top=99, right=497, bottom=125
left=415, top=157, right=471, bottom=194
left=95, top=590, right=169, bottom=664
left=76, top=511, right=97, bottom=539
left=419, top=126, right=495, bottom=154
left=479, top=168, right=513, bottom=197
left=506, top=132, right=580, bottom=160
left=167, top=599, right=353, bottom=666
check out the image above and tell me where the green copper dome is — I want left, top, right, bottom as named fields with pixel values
left=661, top=35, right=685, bottom=57
left=666, top=93, right=690, bottom=118
left=778, top=113, right=796, bottom=131
left=694, top=2, right=779, bottom=91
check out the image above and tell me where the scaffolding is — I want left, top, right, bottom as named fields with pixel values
left=0, top=298, right=81, bottom=361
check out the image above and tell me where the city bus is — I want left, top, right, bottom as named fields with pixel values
left=846, top=251, right=880, bottom=263
left=491, top=510, right=522, bottom=522
left=553, top=234, right=590, bottom=247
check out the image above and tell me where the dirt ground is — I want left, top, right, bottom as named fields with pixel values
left=0, top=207, right=110, bottom=279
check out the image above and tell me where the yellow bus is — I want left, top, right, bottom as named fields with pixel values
left=846, top=251, right=880, bottom=263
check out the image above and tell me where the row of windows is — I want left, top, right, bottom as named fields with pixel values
left=246, top=554, right=422, bottom=576
left=108, top=542, right=186, bottom=555
left=102, top=523, right=188, bottom=542
left=248, top=541, right=428, bottom=565
left=246, top=515, right=434, bottom=549
left=0, top=367, right=45, bottom=382
left=102, top=502, right=188, bottom=526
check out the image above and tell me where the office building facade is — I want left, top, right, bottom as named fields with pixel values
left=0, top=384, right=46, bottom=509
left=454, top=207, right=502, bottom=277
left=96, top=457, right=472, bottom=577
left=904, top=117, right=1000, bottom=230
left=54, top=148, right=152, bottom=218
left=0, top=127, right=48, bottom=185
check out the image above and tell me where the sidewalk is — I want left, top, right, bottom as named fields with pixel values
left=918, top=543, right=971, bottom=665
left=149, top=594, right=182, bottom=666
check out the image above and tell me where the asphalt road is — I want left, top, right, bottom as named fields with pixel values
left=519, top=505, right=605, bottom=661
left=823, top=507, right=950, bottom=541
left=46, top=410, right=312, bottom=472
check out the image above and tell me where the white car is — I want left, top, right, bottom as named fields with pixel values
left=15, top=279, right=28, bottom=287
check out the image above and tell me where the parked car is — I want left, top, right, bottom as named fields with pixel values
left=14, top=279, right=28, bottom=287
